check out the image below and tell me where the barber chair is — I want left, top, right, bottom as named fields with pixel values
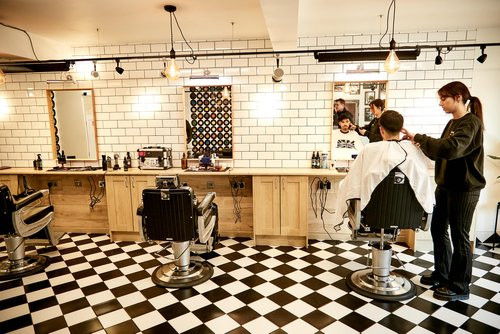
left=0, top=184, right=55, bottom=280
left=137, top=177, right=219, bottom=288
left=345, top=168, right=431, bottom=301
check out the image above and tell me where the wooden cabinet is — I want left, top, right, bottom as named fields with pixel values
left=105, top=175, right=155, bottom=241
left=253, top=176, right=308, bottom=247
left=0, top=175, right=18, bottom=193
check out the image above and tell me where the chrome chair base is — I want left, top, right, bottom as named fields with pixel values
left=346, top=268, right=416, bottom=301
left=0, top=255, right=50, bottom=281
left=152, top=260, right=213, bottom=288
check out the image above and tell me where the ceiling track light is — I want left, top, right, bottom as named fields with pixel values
left=435, top=47, right=443, bottom=65
left=272, top=57, right=284, bottom=83
left=477, top=45, right=487, bottom=63
left=115, top=59, right=124, bottom=74
left=91, top=61, right=99, bottom=78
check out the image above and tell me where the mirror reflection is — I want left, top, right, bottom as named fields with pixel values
left=333, top=81, right=387, bottom=127
left=184, top=85, right=233, bottom=159
left=47, top=89, right=98, bottom=160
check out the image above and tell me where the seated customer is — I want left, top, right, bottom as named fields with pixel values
left=334, top=110, right=434, bottom=224
left=331, top=113, right=364, bottom=169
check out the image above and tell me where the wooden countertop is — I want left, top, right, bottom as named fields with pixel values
left=0, top=167, right=346, bottom=177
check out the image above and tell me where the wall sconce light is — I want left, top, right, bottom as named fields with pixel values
left=477, top=45, right=487, bottom=63
left=383, top=0, right=400, bottom=73
left=435, top=47, right=443, bottom=65
left=91, top=61, right=99, bottom=78
left=115, top=59, right=124, bottom=74
left=164, top=4, right=196, bottom=80
left=0, top=68, right=6, bottom=85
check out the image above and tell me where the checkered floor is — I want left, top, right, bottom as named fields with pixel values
left=0, top=234, right=499, bottom=334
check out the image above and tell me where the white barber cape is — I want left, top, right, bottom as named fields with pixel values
left=334, top=140, right=434, bottom=225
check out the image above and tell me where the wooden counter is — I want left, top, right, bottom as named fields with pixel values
left=0, top=167, right=424, bottom=249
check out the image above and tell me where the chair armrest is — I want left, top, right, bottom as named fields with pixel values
left=14, top=189, right=49, bottom=211
left=347, top=199, right=361, bottom=230
left=136, top=205, right=143, bottom=216
left=420, top=212, right=431, bottom=231
left=197, top=192, right=216, bottom=215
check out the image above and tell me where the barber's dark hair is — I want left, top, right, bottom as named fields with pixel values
left=379, top=110, right=403, bottom=134
left=369, top=98, right=385, bottom=111
left=334, top=98, right=346, bottom=105
left=438, top=81, right=483, bottom=126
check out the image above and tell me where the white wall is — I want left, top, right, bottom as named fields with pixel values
left=472, top=28, right=500, bottom=242
left=0, top=28, right=496, bottom=239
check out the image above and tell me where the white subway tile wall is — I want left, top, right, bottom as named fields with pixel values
left=0, top=30, right=476, bottom=167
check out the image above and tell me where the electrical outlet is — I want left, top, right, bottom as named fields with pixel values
left=207, top=181, right=215, bottom=189
left=238, top=181, right=245, bottom=189
left=47, top=180, right=58, bottom=188
left=98, top=180, right=105, bottom=188
left=74, top=179, right=82, bottom=187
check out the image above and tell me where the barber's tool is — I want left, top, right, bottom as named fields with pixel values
left=137, top=146, right=172, bottom=170
left=113, top=154, right=120, bottom=170
left=57, top=151, right=67, bottom=167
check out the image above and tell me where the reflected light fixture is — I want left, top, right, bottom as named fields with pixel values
left=477, top=45, right=487, bottom=63
left=115, top=59, right=124, bottom=74
left=163, top=4, right=196, bottom=80
left=91, top=61, right=99, bottom=78
left=0, top=68, right=6, bottom=85
left=383, top=0, right=400, bottom=73
left=435, top=47, right=443, bottom=65
left=222, top=86, right=230, bottom=100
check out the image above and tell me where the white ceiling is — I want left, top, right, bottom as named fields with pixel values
left=0, top=0, right=499, bottom=50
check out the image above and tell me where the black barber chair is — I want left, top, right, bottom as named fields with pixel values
left=345, top=168, right=431, bottom=301
left=0, top=184, right=55, bottom=280
left=137, top=176, right=219, bottom=288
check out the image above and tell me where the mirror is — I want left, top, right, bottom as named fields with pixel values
left=184, top=85, right=233, bottom=158
left=47, top=89, right=98, bottom=160
left=333, top=81, right=387, bottom=127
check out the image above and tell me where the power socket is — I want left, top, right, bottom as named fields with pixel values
left=98, top=180, right=106, bottom=188
left=238, top=181, right=245, bottom=189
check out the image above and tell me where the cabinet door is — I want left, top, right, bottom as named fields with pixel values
left=280, top=176, right=308, bottom=236
left=130, top=175, right=156, bottom=232
left=0, top=175, right=18, bottom=193
left=253, top=176, right=280, bottom=236
left=106, top=175, right=134, bottom=231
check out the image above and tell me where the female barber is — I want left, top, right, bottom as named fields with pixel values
left=402, top=81, right=485, bottom=301
left=357, top=98, right=384, bottom=142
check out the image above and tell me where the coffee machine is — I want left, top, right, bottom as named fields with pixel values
left=137, top=147, right=173, bottom=170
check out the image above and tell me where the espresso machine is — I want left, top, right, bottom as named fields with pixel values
left=137, top=147, right=173, bottom=170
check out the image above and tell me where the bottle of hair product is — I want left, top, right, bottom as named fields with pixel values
left=311, top=152, right=315, bottom=168
left=181, top=153, right=188, bottom=169
left=123, top=157, right=128, bottom=171
left=126, top=152, right=132, bottom=168
left=315, top=151, right=320, bottom=169
left=36, top=154, right=43, bottom=170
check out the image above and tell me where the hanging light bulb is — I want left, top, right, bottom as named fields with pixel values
left=165, top=54, right=181, bottom=80
left=384, top=39, right=400, bottom=73
left=0, top=68, right=6, bottom=85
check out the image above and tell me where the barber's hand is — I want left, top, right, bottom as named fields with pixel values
left=401, top=128, right=415, bottom=142
left=358, top=128, right=366, bottom=135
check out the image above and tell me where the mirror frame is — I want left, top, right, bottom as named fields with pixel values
left=46, top=88, right=99, bottom=161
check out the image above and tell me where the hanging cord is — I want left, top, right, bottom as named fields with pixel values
left=172, top=12, right=197, bottom=64
left=378, top=0, right=396, bottom=48
left=0, top=22, right=39, bottom=60
left=229, top=177, right=243, bottom=223
left=88, top=175, right=105, bottom=210
left=310, top=177, right=321, bottom=218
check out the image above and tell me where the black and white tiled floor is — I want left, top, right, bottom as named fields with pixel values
left=1, top=233, right=499, bottom=334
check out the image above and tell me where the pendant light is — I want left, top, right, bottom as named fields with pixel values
left=383, top=0, right=400, bottom=73
left=163, top=5, right=196, bottom=80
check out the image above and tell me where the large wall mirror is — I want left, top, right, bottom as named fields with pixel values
left=47, top=89, right=98, bottom=160
left=333, top=81, right=387, bottom=127
left=184, top=85, right=233, bottom=158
